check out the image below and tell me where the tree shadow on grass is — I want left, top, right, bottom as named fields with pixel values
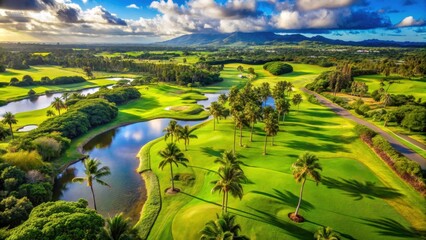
left=181, top=191, right=313, bottom=239
left=287, top=130, right=356, bottom=144
left=250, top=189, right=314, bottom=211
left=361, top=217, right=426, bottom=239
left=200, top=146, right=223, bottom=158
left=322, top=177, right=404, bottom=200
left=285, top=140, right=349, bottom=153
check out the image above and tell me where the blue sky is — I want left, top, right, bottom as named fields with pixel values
left=0, top=0, right=425, bottom=43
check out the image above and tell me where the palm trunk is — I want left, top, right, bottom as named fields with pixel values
left=263, top=135, right=268, bottom=155
left=239, top=126, right=243, bottom=147
left=90, top=184, right=97, bottom=211
left=170, top=162, right=175, bottom=191
left=250, top=122, right=254, bottom=142
left=222, top=193, right=225, bottom=212
left=233, top=123, right=237, bottom=154
left=225, top=191, right=229, bottom=213
left=283, top=112, right=286, bottom=121
left=271, top=136, right=274, bottom=146
left=8, top=124, right=14, bottom=139
left=295, top=179, right=306, bottom=216
left=185, top=139, right=188, bottom=151
left=277, top=113, right=280, bottom=123
left=213, top=117, right=216, bottom=131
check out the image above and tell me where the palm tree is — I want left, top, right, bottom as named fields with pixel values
left=263, top=108, right=279, bottom=155
left=62, top=92, right=70, bottom=102
left=314, top=227, right=340, bottom=240
left=72, top=158, right=111, bottom=211
left=200, top=213, right=249, bottom=240
left=158, top=143, right=189, bottom=192
left=212, top=165, right=245, bottom=212
left=292, top=94, right=303, bottom=112
left=286, top=82, right=294, bottom=97
left=274, top=97, right=286, bottom=122
left=233, top=110, right=245, bottom=148
left=218, top=93, right=228, bottom=105
left=178, top=125, right=198, bottom=151
left=244, top=102, right=261, bottom=142
left=0, top=124, right=11, bottom=141
left=1, top=112, right=17, bottom=139
left=210, top=102, right=222, bottom=131
left=215, top=150, right=244, bottom=172
left=260, top=82, right=270, bottom=107
left=46, top=109, right=56, bottom=117
left=101, top=213, right=139, bottom=240
left=51, top=97, right=65, bottom=115
left=163, top=120, right=181, bottom=143
left=291, top=152, right=322, bottom=222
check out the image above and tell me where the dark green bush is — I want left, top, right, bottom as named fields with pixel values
left=263, top=62, right=293, bottom=75
left=87, top=87, right=141, bottom=105
left=354, top=124, right=377, bottom=139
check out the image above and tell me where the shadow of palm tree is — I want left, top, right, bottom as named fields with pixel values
left=361, top=217, right=426, bottom=239
left=200, top=146, right=223, bottom=158
left=250, top=189, right=315, bottom=211
left=321, top=177, right=404, bottom=200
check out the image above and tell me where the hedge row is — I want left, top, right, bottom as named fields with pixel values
left=354, top=124, right=425, bottom=194
left=263, top=62, right=293, bottom=76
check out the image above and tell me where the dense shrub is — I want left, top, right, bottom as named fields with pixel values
left=2, top=151, right=45, bottom=171
left=48, top=76, right=86, bottom=85
left=307, top=94, right=320, bottom=104
left=351, top=69, right=378, bottom=77
left=263, top=62, right=293, bottom=75
left=0, top=65, right=5, bottom=72
left=1, top=164, right=26, bottom=193
left=33, top=137, right=62, bottom=161
left=35, top=111, right=91, bottom=139
left=27, top=89, right=36, bottom=96
left=0, top=196, right=33, bottom=228
left=68, top=98, right=118, bottom=126
left=87, top=87, right=141, bottom=105
left=18, top=182, right=52, bottom=206
left=354, top=124, right=377, bottom=139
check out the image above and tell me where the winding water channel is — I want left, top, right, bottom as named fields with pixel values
left=53, top=93, right=221, bottom=221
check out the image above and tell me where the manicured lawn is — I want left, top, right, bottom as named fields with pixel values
left=355, top=74, right=426, bottom=100
left=0, top=65, right=86, bottom=82
left=147, top=97, right=425, bottom=240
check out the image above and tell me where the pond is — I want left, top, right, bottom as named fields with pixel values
left=53, top=92, right=220, bottom=222
left=0, top=87, right=105, bottom=116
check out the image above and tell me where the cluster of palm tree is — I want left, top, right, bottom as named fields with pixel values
left=158, top=142, right=189, bottom=193
left=49, top=92, right=83, bottom=116
left=210, top=81, right=301, bottom=155
left=101, top=213, right=140, bottom=240
left=211, top=150, right=246, bottom=213
left=163, top=120, right=198, bottom=151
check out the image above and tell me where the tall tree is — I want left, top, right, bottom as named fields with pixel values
left=291, top=152, right=322, bottom=222
left=259, top=82, right=270, bottom=107
left=178, top=125, right=198, bottom=151
left=46, top=109, right=56, bottom=117
left=214, top=150, right=244, bottom=172
left=244, top=102, right=261, bottom=142
left=292, top=94, right=303, bottom=112
left=1, top=112, right=17, bottom=139
left=210, top=102, right=222, bottom=131
left=200, top=213, right=249, bottom=240
left=51, top=97, right=65, bottom=115
left=0, top=124, right=10, bottom=141
left=263, top=107, right=279, bottom=155
left=218, top=93, right=228, bottom=105
left=72, top=158, right=111, bottom=211
left=101, top=213, right=139, bottom=240
left=158, top=143, right=189, bottom=192
left=212, top=165, right=245, bottom=213
left=61, top=92, right=70, bottom=102
left=163, top=120, right=181, bottom=143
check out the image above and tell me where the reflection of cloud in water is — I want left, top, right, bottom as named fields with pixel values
left=148, top=119, right=167, bottom=135
left=123, top=129, right=144, bottom=141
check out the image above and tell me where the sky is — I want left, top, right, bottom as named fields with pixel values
left=0, top=0, right=425, bottom=43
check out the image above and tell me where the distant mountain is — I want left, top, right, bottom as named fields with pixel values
left=158, top=32, right=426, bottom=47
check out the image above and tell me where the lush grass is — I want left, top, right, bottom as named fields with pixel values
left=146, top=98, right=425, bottom=240
left=0, top=65, right=86, bottom=82
left=355, top=74, right=426, bottom=100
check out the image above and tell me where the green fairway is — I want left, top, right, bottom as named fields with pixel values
left=355, top=74, right=426, bottom=100
left=0, top=65, right=86, bottom=82
left=146, top=97, right=425, bottom=240
left=140, top=64, right=425, bottom=239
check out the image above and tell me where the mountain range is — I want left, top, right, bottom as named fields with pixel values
left=159, top=32, right=426, bottom=47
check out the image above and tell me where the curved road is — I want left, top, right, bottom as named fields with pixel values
left=301, top=88, right=426, bottom=170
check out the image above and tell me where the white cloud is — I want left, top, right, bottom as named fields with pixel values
left=395, top=16, right=425, bottom=28
left=82, top=0, right=88, bottom=4
left=297, top=0, right=356, bottom=11
left=126, top=4, right=140, bottom=9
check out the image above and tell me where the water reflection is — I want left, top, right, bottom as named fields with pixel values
left=54, top=116, right=208, bottom=221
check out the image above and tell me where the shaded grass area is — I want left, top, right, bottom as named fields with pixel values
left=145, top=91, right=425, bottom=239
